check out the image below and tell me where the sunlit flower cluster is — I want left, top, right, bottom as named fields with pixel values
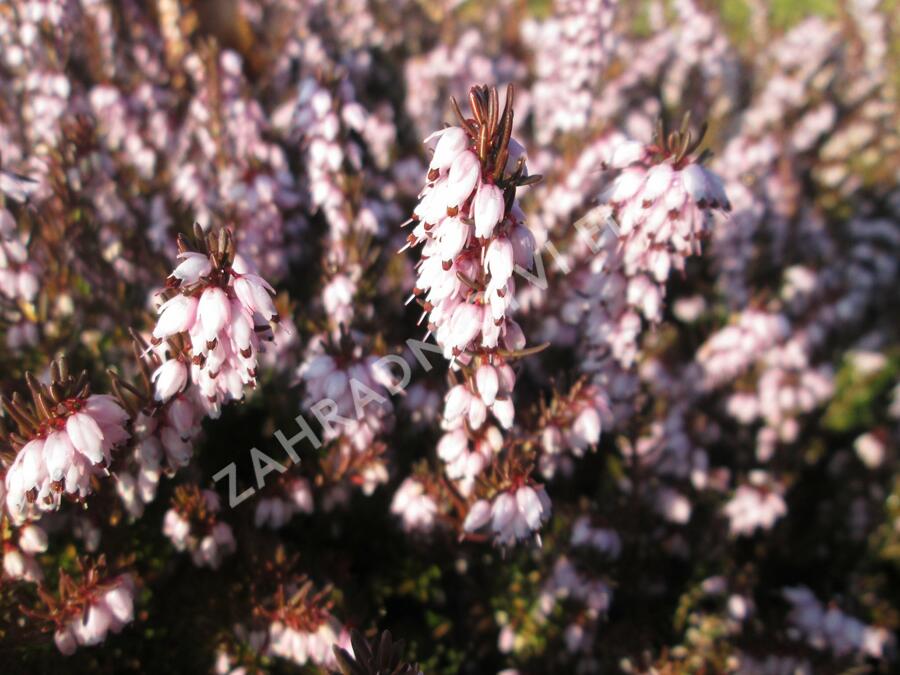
left=0, top=1, right=897, bottom=671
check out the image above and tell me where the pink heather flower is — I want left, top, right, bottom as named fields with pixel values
left=655, top=487, right=692, bottom=524
left=170, top=252, right=212, bottom=285
left=427, top=126, right=469, bottom=173
left=463, top=499, right=492, bottom=532
left=491, top=398, right=515, bottom=429
left=2, top=539, right=43, bottom=583
left=681, top=163, right=730, bottom=210
left=18, top=523, right=48, bottom=554
left=54, top=575, right=135, bottom=654
left=153, top=294, right=198, bottom=340
left=783, top=587, right=894, bottom=659
left=475, top=364, right=500, bottom=406
left=473, top=183, right=505, bottom=238
left=162, top=509, right=192, bottom=548
left=267, top=617, right=347, bottom=669
left=467, top=484, right=552, bottom=546
left=322, top=271, right=358, bottom=330
left=151, top=358, right=188, bottom=402
left=854, top=432, right=885, bottom=469
left=155, top=234, right=280, bottom=416
left=600, top=132, right=730, bottom=281
left=298, top=339, right=394, bottom=453
left=198, top=287, right=231, bottom=343
left=442, top=379, right=514, bottom=432
left=723, top=471, right=787, bottom=537
left=5, top=394, right=130, bottom=519
left=438, top=425, right=503, bottom=494
left=444, top=302, right=483, bottom=353
left=445, top=150, right=481, bottom=209
left=435, top=216, right=470, bottom=262
left=485, top=236, right=515, bottom=292
left=163, top=488, right=235, bottom=569
left=391, top=477, right=439, bottom=533
left=198, top=523, right=237, bottom=569
left=509, top=222, right=537, bottom=270
left=0, top=206, right=40, bottom=307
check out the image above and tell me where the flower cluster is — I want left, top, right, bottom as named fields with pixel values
left=3, top=359, right=129, bottom=520
left=162, top=485, right=236, bottom=569
left=390, top=477, right=438, bottom=533
left=464, top=483, right=552, bottom=546
left=29, top=558, right=136, bottom=656
left=257, top=577, right=350, bottom=670
left=153, top=228, right=280, bottom=417
left=401, top=85, right=559, bottom=546
left=0, top=1, right=897, bottom=672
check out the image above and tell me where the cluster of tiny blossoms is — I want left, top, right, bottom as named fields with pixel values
left=163, top=485, right=236, bottom=569
left=152, top=227, right=280, bottom=418
left=0, top=0, right=897, bottom=671
left=3, top=360, right=130, bottom=520
left=399, top=85, right=558, bottom=546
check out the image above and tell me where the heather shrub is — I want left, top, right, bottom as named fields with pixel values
left=0, top=1, right=898, bottom=673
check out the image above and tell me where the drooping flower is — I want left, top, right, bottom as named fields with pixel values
left=3, top=359, right=130, bottom=520
left=152, top=227, right=280, bottom=417
left=38, top=559, right=136, bottom=655
left=599, top=117, right=731, bottom=282
left=255, top=478, right=314, bottom=530
left=258, top=577, right=350, bottom=670
left=465, top=483, right=552, bottom=546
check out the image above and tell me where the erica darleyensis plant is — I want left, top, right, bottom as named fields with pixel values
left=402, top=84, right=553, bottom=545
left=1, top=2, right=899, bottom=673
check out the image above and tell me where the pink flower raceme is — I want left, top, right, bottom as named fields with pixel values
left=112, top=335, right=205, bottom=519
left=524, top=0, right=618, bottom=143
left=536, top=380, right=611, bottom=478
left=298, top=331, right=395, bottom=453
left=783, top=586, right=893, bottom=659
left=443, top=367, right=516, bottom=432
left=723, top=471, right=787, bottom=537
left=152, top=228, right=280, bottom=417
left=3, top=361, right=130, bottom=520
left=404, top=85, right=537, bottom=362
left=268, top=619, right=349, bottom=669
left=438, top=423, right=503, bottom=494
left=436, top=357, right=518, bottom=493
left=401, top=85, right=556, bottom=546
left=600, top=120, right=730, bottom=282
left=54, top=576, right=135, bottom=654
